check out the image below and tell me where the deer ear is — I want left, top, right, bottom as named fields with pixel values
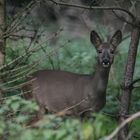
left=110, top=30, right=122, bottom=48
left=90, top=31, right=102, bottom=48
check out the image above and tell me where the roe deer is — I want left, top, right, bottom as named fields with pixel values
left=24, top=30, right=122, bottom=117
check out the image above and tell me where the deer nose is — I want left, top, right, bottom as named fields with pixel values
left=102, top=58, right=110, bottom=67
left=102, top=59, right=109, bottom=64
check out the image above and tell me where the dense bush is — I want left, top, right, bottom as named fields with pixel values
left=1, top=30, right=140, bottom=140
left=0, top=96, right=117, bottom=140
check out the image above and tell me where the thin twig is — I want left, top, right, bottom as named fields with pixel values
left=1, top=78, right=36, bottom=92
left=0, top=65, right=28, bottom=76
left=104, top=111, right=140, bottom=140
left=0, top=71, right=33, bottom=87
left=54, top=97, right=88, bottom=117
left=7, top=62, right=37, bottom=80
left=0, top=86, right=39, bottom=101
left=131, top=78, right=140, bottom=86
left=112, top=10, right=135, bottom=27
left=5, top=0, right=39, bottom=38
left=48, top=0, right=136, bottom=22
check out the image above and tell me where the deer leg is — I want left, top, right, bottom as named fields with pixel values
left=79, top=108, right=93, bottom=118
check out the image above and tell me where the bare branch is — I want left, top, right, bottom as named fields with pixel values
left=47, top=0, right=136, bottom=22
left=131, top=78, right=140, bottom=86
left=105, top=111, right=140, bottom=140
left=54, top=97, right=89, bottom=117
left=1, top=78, right=36, bottom=93
left=5, top=0, right=39, bottom=38
left=112, top=10, right=136, bottom=27
left=0, top=86, right=38, bottom=101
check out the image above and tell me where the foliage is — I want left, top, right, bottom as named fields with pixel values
left=1, top=30, right=140, bottom=140
left=0, top=96, right=117, bottom=140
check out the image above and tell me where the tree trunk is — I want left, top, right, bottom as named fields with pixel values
left=0, top=0, right=6, bottom=99
left=118, top=26, right=140, bottom=139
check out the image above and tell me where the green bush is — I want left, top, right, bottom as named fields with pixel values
left=2, top=31, right=140, bottom=140
left=0, top=96, right=117, bottom=140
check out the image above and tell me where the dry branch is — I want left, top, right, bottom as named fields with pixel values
left=105, top=111, right=140, bottom=140
left=48, top=0, right=136, bottom=23
left=4, top=0, right=39, bottom=39
left=131, top=78, right=140, bottom=87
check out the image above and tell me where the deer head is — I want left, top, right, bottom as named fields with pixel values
left=90, top=30, right=122, bottom=68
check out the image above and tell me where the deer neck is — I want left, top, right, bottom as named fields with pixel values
left=92, top=64, right=111, bottom=95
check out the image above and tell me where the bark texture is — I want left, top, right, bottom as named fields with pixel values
left=0, top=0, right=6, bottom=99
left=118, top=26, right=140, bottom=139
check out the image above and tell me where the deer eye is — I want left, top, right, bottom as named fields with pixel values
left=98, top=50, right=102, bottom=53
